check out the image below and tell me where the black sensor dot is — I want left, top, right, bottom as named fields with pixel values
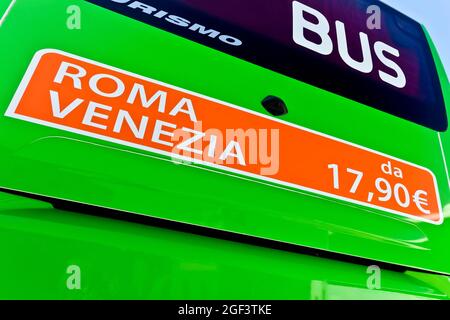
left=261, top=96, right=288, bottom=116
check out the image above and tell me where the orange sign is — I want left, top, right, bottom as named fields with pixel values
left=5, top=49, right=443, bottom=224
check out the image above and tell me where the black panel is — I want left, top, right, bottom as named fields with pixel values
left=86, top=0, right=448, bottom=131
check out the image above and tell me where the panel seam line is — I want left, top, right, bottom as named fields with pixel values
left=437, top=132, right=450, bottom=191
left=0, top=0, right=17, bottom=28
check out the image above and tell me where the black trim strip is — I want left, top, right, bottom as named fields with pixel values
left=1, top=187, right=448, bottom=277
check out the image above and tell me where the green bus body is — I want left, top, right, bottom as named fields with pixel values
left=0, top=0, right=449, bottom=299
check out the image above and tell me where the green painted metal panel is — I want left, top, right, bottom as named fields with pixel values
left=0, top=192, right=448, bottom=299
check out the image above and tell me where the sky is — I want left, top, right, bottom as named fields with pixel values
left=382, top=0, right=450, bottom=76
